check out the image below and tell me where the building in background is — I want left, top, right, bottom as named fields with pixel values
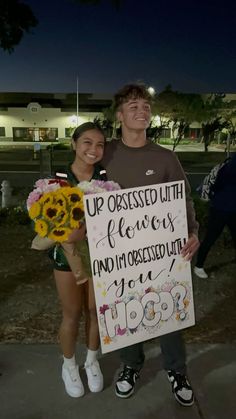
left=1, top=92, right=236, bottom=144
left=0, top=92, right=112, bottom=142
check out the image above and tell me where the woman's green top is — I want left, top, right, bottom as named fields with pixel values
left=49, top=164, right=107, bottom=271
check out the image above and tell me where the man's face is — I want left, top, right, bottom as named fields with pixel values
left=117, top=98, right=151, bottom=131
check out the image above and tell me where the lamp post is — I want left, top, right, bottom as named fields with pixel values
left=76, top=76, right=79, bottom=126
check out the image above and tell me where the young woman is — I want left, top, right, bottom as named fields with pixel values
left=51, top=122, right=106, bottom=398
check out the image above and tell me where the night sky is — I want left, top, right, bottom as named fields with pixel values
left=0, top=0, right=235, bottom=94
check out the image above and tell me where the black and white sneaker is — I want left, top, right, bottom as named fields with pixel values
left=167, top=370, right=194, bottom=407
left=115, top=365, right=140, bottom=398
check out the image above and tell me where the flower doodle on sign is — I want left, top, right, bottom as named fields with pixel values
left=98, top=280, right=191, bottom=344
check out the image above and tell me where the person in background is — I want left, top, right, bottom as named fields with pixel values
left=51, top=122, right=106, bottom=398
left=102, top=83, right=199, bottom=407
left=194, top=153, right=236, bottom=278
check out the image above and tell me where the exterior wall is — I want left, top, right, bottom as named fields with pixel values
left=0, top=105, right=103, bottom=141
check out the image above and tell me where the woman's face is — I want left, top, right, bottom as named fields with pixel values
left=72, top=129, right=105, bottom=166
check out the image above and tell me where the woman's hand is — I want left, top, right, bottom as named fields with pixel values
left=66, top=223, right=86, bottom=243
left=181, top=233, right=200, bottom=261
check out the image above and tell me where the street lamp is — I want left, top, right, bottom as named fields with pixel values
left=76, top=76, right=79, bottom=126
left=147, top=86, right=156, bottom=96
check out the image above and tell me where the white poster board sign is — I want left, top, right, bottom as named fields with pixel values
left=84, top=181, right=195, bottom=354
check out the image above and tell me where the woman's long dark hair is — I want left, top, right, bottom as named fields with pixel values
left=72, top=122, right=105, bottom=142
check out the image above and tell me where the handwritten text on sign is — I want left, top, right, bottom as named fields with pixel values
left=84, top=181, right=195, bottom=353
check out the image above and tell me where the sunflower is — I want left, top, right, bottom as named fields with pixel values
left=62, top=187, right=84, bottom=205
left=56, top=209, right=68, bottom=227
left=35, top=219, right=49, bottom=237
left=49, top=226, right=71, bottom=242
left=78, top=199, right=84, bottom=212
left=40, top=191, right=54, bottom=206
left=70, top=218, right=81, bottom=229
left=42, top=203, right=59, bottom=221
left=54, top=191, right=67, bottom=210
left=28, top=201, right=41, bottom=220
left=70, top=205, right=84, bottom=228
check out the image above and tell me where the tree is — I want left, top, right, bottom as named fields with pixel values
left=147, top=120, right=169, bottom=144
left=199, top=94, right=231, bottom=152
left=153, top=86, right=204, bottom=150
left=216, top=99, right=236, bottom=154
left=93, top=104, right=117, bottom=138
left=0, top=0, right=38, bottom=53
left=201, top=117, right=230, bottom=152
left=0, top=0, right=122, bottom=53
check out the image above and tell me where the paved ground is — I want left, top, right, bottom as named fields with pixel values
left=0, top=342, right=235, bottom=419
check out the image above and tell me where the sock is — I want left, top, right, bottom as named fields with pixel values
left=63, top=355, right=76, bottom=369
left=85, top=349, right=98, bottom=366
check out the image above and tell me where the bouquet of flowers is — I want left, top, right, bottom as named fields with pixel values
left=27, top=178, right=87, bottom=284
left=27, top=178, right=120, bottom=284
left=27, top=178, right=84, bottom=242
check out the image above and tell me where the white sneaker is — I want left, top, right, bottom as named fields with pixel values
left=85, top=360, right=104, bottom=392
left=62, top=364, right=84, bottom=398
left=194, top=266, right=208, bottom=279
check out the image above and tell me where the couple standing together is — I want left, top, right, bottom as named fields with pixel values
left=51, top=83, right=199, bottom=407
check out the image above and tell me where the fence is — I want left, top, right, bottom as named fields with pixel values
left=0, top=149, right=73, bottom=188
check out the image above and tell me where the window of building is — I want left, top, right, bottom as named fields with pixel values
left=185, top=128, right=202, bottom=140
left=161, top=128, right=171, bottom=138
left=13, top=127, right=58, bottom=141
left=0, top=127, right=6, bottom=136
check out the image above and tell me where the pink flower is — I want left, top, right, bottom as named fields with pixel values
left=34, top=178, right=66, bottom=194
left=26, top=190, right=42, bottom=209
left=27, top=178, right=70, bottom=209
left=79, top=179, right=121, bottom=194
left=99, top=304, right=109, bottom=315
left=116, top=326, right=127, bottom=336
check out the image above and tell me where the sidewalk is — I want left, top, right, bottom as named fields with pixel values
left=0, top=342, right=235, bottom=419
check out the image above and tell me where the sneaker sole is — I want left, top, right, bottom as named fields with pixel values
left=64, top=388, right=84, bottom=398
left=115, top=387, right=135, bottom=399
left=194, top=273, right=208, bottom=279
left=174, top=393, right=194, bottom=407
left=88, top=382, right=104, bottom=393
left=194, top=269, right=208, bottom=279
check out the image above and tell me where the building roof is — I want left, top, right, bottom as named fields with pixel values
left=0, top=92, right=113, bottom=112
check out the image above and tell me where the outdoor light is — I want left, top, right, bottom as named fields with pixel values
left=148, top=86, right=156, bottom=96
left=69, top=115, right=77, bottom=126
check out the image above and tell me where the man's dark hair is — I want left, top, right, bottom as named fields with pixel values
left=113, top=83, right=152, bottom=110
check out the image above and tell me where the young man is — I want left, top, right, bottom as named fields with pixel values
left=102, top=83, right=199, bottom=407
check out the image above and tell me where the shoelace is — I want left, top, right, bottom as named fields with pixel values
left=119, top=367, right=139, bottom=382
left=85, top=362, right=99, bottom=376
left=173, top=373, right=189, bottom=390
left=68, top=366, right=79, bottom=382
